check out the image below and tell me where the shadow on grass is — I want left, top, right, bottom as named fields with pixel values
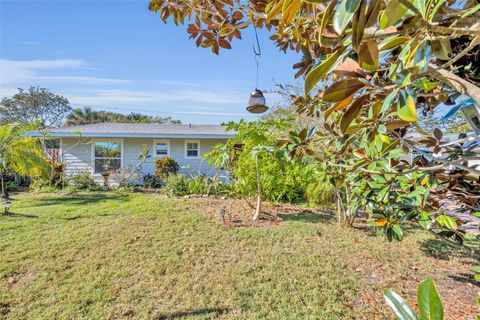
left=22, top=193, right=130, bottom=208
left=0, top=212, right=38, bottom=219
left=448, top=273, right=480, bottom=287
left=155, top=307, right=229, bottom=319
left=278, top=211, right=335, bottom=224
left=421, top=239, right=454, bottom=260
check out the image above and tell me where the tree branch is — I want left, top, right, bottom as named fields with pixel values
left=427, top=64, right=480, bottom=105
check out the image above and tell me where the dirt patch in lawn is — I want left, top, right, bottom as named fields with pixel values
left=184, top=195, right=480, bottom=319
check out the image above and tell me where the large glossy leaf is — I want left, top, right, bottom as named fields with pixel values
left=380, top=35, right=410, bottom=52
left=384, top=289, right=419, bottom=320
left=266, top=0, right=285, bottom=22
left=398, top=95, right=418, bottom=122
left=436, top=215, right=457, bottom=230
left=365, top=0, right=382, bottom=27
left=323, top=78, right=365, bottom=102
left=359, top=40, right=379, bottom=71
left=282, top=0, right=302, bottom=24
left=418, top=279, right=444, bottom=320
left=333, top=0, right=362, bottom=35
left=305, top=50, right=344, bottom=95
left=352, top=0, right=367, bottom=52
left=431, top=39, right=451, bottom=60
left=318, top=0, right=339, bottom=46
left=340, top=94, right=369, bottom=134
left=379, top=0, right=409, bottom=29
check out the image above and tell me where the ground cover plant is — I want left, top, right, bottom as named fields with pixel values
left=1, top=193, right=478, bottom=319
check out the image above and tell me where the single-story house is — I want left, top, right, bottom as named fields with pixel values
left=29, top=123, right=234, bottom=182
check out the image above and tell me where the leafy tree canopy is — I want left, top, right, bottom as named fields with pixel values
left=0, top=87, right=72, bottom=128
left=65, top=107, right=181, bottom=126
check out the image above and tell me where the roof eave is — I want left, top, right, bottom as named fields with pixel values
left=26, top=131, right=235, bottom=139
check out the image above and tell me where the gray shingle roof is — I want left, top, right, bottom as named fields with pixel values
left=33, top=123, right=234, bottom=139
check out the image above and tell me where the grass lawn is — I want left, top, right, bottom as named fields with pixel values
left=0, top=193, right=478, bottom=319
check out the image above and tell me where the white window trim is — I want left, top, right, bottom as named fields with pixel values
left=153, top=139, right=170, bottom=157
left=91, top=138, right=124, bottom=174
left=184, top=139, right=200, bottom=159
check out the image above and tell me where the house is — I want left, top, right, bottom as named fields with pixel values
left=29, top=123, right=234, bottom=182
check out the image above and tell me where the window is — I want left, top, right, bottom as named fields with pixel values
left=153, top=139, right=170, bottom=157
left=185, top=140, right=200, bottom=158
left=93, top=141, right=122, bottom=174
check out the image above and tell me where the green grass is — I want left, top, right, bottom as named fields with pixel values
left=0, top=193, right=477, bottom=319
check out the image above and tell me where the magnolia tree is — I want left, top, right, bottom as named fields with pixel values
left=149, top=0, right=480, bottom=246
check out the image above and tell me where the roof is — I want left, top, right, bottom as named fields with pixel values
left=28, top=123, right=234, bottom=139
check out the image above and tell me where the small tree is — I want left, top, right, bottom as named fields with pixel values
left=0, top=121, right=48, bottom=199
left=0, top=87, right=71, bottom=128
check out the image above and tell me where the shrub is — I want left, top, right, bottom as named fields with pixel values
left=305, top=181, right=335, bottom=207
left=66, top=171, right=97, bottom=190
left=143, top=174, right=161, bottom=188
left=29, top=179, right=57, bottom=193
left=6, top=181, right=19, bottom=192
left=166, top=174, right=189, bottom=196
left=166, top=174, right=231, bottom=196
left=154, top=157, right=179, bottom=180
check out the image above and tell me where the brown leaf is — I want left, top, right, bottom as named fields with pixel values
left=340, top=94, right=370, bottom=134
left=323, top=78, right=365, bottom=102
left=333, top=57, right=365, bottom=78
left=358, top=40, right=379, bottom=71
left=352, top=0, right=366, bottom=53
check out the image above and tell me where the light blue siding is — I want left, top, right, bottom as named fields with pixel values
left=61, top=137, right=226, bottom=182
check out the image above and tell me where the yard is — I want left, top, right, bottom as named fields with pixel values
left=0, top=193, right=478, bottom=319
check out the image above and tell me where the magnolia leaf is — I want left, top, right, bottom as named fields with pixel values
left=282, top=0, right=302, bottom=24
left=398, top=95, right=418, bottom=122
left=418, top=279, right=444, bottom=320
left=266, top=0, right=285, bottom=23
left=384, top=289, right=420, bottom=320
left=305, top=50, right=344, bottom=95
left=436, top=215, right=457, bottom=230
left=340, top=94, right=369, bottom=134
left=386, top=119, right=411, bottom=130
left=392, top=224, right=404, bottom=241
left=365, top=0, right=382, bottom=27
left=352, top=0, right=367, bottom=52
left=359, top=40, right=379, bottom=71
left=319, top=0, right=339, bottom=46
left=413, top=80, right=441, bottom=91
left=380, top=35, right=410, bottom=52
left=323, top=78, right=365, bottom=102
left=333, top=0, right=362, bottom=35
left=379, top=0, right=409, bottom=29
left=431, top=39, right=451, bottom=60
left=332, top=57, right=364, bottom=78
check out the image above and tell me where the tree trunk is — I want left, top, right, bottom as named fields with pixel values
left=1, top=171, right=9, bottom=200
left=335, top=187, right=354, bottom=227
left=252, top=155, right=262, bottom=221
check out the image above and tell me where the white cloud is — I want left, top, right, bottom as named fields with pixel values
left=0, top=59, right=131, bottom=86
left=66, top=88, right=245, bottom=106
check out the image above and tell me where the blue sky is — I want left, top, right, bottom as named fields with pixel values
left=0, top=0, right=301, bottom=124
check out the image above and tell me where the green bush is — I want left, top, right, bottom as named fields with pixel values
left=29, top=179, right=58, bottom=193
left=305, top=181, right=335, bottom=207
left=166, top=174, right=231, bottom=196
left=166, top=174, right=189, bottom=196
left=154, top=157, right=179, bottom=180
left=143, top=174, right=161, bottom=188
left=66, top=171, right=98, bottom=190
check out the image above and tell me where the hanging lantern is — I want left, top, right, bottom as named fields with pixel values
left=246, top=26, right=269, bottom=114
left=247, top=89, right=269, bottom=114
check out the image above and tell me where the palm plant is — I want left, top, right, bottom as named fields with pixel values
left=0, top=121, right=48, bottom=199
